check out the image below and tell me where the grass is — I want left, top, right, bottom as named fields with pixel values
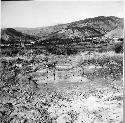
left=73, top=51, right=123, bottom=80
left=0, top=50, right=123, bottom=123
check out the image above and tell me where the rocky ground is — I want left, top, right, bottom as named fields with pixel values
left=0, top=51, right=123, bottom=123
left=47, top=79, right=123, bottom=123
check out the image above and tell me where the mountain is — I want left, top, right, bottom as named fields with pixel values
left=15, top=16, right=124, bottom=40
left=1, top=28, right=39, bottom=46
left=1, top=16, right=124, bottom=55
left=105, top=28, right=124, bottom=38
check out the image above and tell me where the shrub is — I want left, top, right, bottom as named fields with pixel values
left=114, top=42, right=123, bottom=53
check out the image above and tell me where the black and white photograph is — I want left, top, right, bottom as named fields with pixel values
left=0, top=0, right=124, bottom=123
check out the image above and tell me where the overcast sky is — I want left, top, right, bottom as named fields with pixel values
left=1, top=1, right=124, bottom=28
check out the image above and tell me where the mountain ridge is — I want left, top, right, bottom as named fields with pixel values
left=1, top=16, right=124, bottom=55
left=13, top=16, right=123, bottom=39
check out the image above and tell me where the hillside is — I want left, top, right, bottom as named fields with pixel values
left=1, top=16, right=124, bottom=55
left=1, top=28, right=39, bottom=46
left=15, top=16, right=124, bottom=39
left=105, top=28, right=124, bottom=38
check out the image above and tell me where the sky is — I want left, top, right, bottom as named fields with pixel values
left=1, top=0, right=124, bottom=28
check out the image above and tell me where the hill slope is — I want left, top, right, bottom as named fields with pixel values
left=1, top=28, right=39, bottom=46
left=15, top=16, right=124, bottom=40
left=1, top=16, right=124, bottom=55
left=105, top=28, right=124, bottom=38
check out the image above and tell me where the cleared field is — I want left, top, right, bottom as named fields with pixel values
left=0, top=51, right=123, bottom=123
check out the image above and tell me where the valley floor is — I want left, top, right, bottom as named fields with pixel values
left=0, top=51, right=123, bottom=123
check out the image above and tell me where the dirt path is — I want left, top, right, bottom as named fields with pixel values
left=46, top=79, right=123, bottom=123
